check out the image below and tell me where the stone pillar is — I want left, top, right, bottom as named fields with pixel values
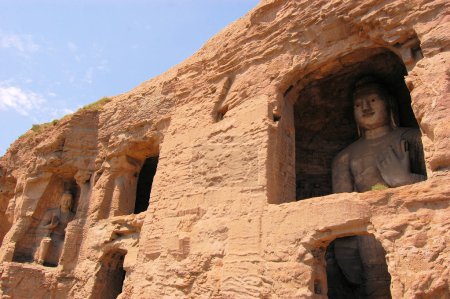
left=108, top=156, right=140, bottom=217
left=59, top=170, right=92, bottom=270
left=267, top=90, right=296, bottom=204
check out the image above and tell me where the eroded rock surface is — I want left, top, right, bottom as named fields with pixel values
left=0, top=0, right=449, bottom=298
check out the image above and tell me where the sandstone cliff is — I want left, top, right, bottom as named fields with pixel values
left=0, top=0, right=449, bottom=298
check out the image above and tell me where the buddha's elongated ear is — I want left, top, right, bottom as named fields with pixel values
left=356, top=123, right=362, bottom=138
left=386, top=94, right=399, bottom=129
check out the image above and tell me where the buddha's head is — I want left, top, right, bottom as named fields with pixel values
left=60, top=192, right=73, bottom=212
left=352, top=76, right=398, bottom=135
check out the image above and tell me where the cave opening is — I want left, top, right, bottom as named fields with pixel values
left=294, top=50, right=423, bottom=200
left=92, top=249, right=127, bottom=299
left=325, top=235, right=392, bottom=299
left=134, top=156, right=158, bottom=214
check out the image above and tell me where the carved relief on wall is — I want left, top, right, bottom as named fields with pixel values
left=7, top=175, right=79, bottom=267
left=35, top=192, right=75, bottom=266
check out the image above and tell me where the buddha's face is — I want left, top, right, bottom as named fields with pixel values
left=353, top=91, right=390, bottom=131
left=61, top=193, right=73, bottom=211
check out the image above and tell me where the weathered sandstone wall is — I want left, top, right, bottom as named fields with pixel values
left=0, top=0, right=449, bottom=298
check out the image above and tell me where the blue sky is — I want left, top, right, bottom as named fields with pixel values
left=0, top=0, right=259, bottom=155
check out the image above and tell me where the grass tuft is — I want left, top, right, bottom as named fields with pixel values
left=18, top=96, right=111, bottom=140
left=371, top=183, right=389, bottom=191
left=80, top=96, right=111, bottom=111
left=19, top=120, right=59, bottom=138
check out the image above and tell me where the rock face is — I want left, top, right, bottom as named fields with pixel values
left=0, top=0, right=449, bottom=298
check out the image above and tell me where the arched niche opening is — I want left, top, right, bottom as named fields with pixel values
left=325, top=235, right=392, bottom=299
left=92, top=249, right=127, bottom=299
left=134, top=156, right=158, bottom=214
left=292, top=49, right=425, bottom=200
left=13, top=176, right=79, bottom=266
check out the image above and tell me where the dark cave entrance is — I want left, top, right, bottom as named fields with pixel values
left=134, top=156, right=158, bottom=214
left=294, top=50, right=421, bottom=200
left=92, top=249, right=127, bottom=299
left=325, top=235, right=392, bottom=299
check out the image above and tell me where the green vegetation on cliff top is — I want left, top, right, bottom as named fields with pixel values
left=20, top=96, right=111, bottom=139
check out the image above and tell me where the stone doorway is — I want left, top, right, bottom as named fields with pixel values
left=134, top=156, right=158, bottom=214
left=92, top=249, right=127, bottom=299
left=325, top=235, right=392, bottom=299
left=294, top=50, right=420, bottom=200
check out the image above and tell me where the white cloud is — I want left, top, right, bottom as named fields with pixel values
left=82, top=60, right=109, bottom=84
left=84, top=67, right=94, bottom=84
left=96, top=59, right=109, bottom=71
left=36, top=106, right=74, bottom=122
left=0, top=85, right=44, bottom=116
left=67, top=41, right=77, bottom=52
left=0, top=83, right=73, bottom=122
left=0, top=33, right=40, bottom=53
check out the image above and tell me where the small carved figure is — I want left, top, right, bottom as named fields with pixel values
left=36, top=192, right=75, bottom=265
left=328, top=77, right=426, bottom=298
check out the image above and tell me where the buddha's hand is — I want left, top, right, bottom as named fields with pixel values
left=48, top=216, right=59, bottom=229
left=376, top=140, right=412, bottom=187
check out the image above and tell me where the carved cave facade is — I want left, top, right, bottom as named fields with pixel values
left=0, top=1, right=449, bottom=298
left=7, top=152, right=158, bottom=269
